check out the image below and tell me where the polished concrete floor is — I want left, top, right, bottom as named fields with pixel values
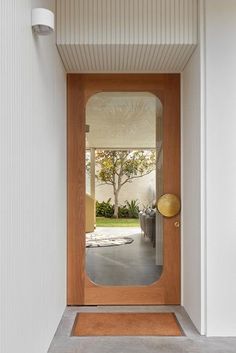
left=48, top=306, right=236, bottom=353
left=86, top=227, right=162, bottom=285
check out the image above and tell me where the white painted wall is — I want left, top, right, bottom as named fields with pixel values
left=182, top=0, right=236, bottom=336
left=204, top=0, right=236, bottom=336
left=96, top=171, right=156, bottom=208
left=0, top=1, right=66, bottom=353
left=181, top=45, right=203, bottom=333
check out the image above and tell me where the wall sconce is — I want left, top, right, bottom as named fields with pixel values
left=32, top=8, right=54, bottom=35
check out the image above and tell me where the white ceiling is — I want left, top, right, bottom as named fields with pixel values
left=86, top=92, right=162, bottom=149
left=56, top=0, right=198, bottom=73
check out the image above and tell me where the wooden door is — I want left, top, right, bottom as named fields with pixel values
left=67, top=74, right=180, bottom=305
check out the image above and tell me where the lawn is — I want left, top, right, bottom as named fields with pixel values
left=96, top=217, right=140, bottom=227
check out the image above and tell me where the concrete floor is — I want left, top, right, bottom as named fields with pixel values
left=86, top=227, right=162, bottom=285
left=48, top=306, right=236, bottom=353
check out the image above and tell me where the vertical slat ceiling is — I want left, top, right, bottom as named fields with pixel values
left=57, top=0, right=198, bottom=73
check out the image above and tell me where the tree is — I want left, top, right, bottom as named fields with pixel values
left=95, top=150, right=156, bottom=218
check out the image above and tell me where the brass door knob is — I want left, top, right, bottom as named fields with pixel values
left=157, top=194, right=181, bottom=218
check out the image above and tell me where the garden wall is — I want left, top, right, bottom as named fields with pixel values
left=95, top=170, right=156, bottom=209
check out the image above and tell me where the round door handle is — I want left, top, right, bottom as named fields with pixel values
left=157, top=194, right=181, bottom=218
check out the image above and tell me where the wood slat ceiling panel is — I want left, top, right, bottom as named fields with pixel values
left=56, top=0, right=198, bottom=73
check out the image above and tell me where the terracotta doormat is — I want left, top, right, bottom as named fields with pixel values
left=72, top=312, right=184, bottom=336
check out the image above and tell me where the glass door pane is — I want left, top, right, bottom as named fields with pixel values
left=85, top=92, right=163, bottom=286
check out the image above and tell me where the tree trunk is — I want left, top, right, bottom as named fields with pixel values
left=113, top=191, right=119, bottom=218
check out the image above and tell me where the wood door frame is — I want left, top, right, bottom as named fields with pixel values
left=67, top=74, right=180, bottom=305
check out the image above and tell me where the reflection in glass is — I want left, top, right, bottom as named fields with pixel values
left=85, top=92, right=163, bottom=286
left=85, top=150, right=91, bottom=195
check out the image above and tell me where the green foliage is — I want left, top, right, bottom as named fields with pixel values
left=125, top=199, right=140, bottom=218
left=96, top=199, right=141, bottom=219
left=95, top=149, right=156, bottom=218
left=118, top=205, right=129, bottom=218
left=95, top=150, right=156, bottom=185
left=96, top=198, right=114, bottom=218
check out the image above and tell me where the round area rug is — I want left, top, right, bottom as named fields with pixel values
left=86, top=236, right=134, bottom=248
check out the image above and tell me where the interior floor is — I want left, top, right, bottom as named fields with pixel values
left=48, top=306, right=236, bottom=353
left=86, top=227, right=162, bottom=285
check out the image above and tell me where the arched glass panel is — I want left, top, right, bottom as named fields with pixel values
left=85, top=92, right=163, bottom=286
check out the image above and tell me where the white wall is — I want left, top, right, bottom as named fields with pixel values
left=181, top=45, right=203, bottom=333
left=182, top=0, right=236, bottom=336
left=0, top=1, right=66, bottom=353
left=96, top=171, right=156, bottom=208
left=204, top=0, right=236, bottom=336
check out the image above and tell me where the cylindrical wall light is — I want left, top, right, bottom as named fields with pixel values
left=32, top=8, right=54, bottom=35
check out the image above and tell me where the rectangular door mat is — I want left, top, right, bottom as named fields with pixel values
left=72, top=312, right=184, bottom=336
